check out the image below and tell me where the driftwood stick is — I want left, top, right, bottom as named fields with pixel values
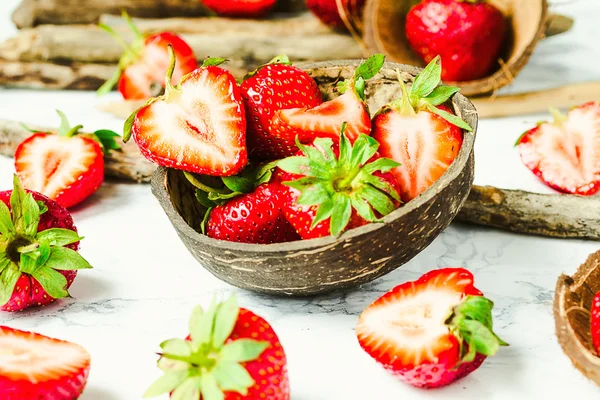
left=0, top=120, right=154, bottom=183
left=456, top=185, right=600, bottom=240
left=12, top=0, right=306, bottom=29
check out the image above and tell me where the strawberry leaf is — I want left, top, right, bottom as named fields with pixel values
left=361, top=185, right=395, bottom=216
left=213, top=361, right=254, bottom=395
left=202, top=58, right=228, bottom=67
left=160, top=339, right=193, bottom=357
left=424, top=86, right=461, bottom=106
left=330, top=194, right=352, bottom=236
left=362, top=158, right=401, bottom=174
left=200, top=374, right=224, bottom=400
left=277, top=156, right=308, bottom=175
left=354, top=54, right=386, bottom=81
left=220, top=339, right=269, bottom=363
left=96, top=68, right=122, bottom=96
left=297, top=183, right=330, bottom=206
left=36, top=228, right=82, bottom=247
left=0, top=201, right=14, bottom=238
left=0, top=259, right=20, bottom=306
left=311, top=199, right=334, bottom=228
left=427, top=104, right=473, bottom=132
left=143, top=370, right=189, bottom=398
left=10, top=175, right=40, bottom=237
left=172, top=377, right=203, bottom=400
left=94, top=129, right=122, bottom=153
left=410, top=56, right=442, bottom=102
left=36, top=201, right=48, bottom=215
left=45, top=247, right=93, bottom=271
left=514, top=130, right=529, bottom=147
left=213, top=295, right=239, bottom=348
left=190, top=298, right=218, bottom=347
left=31, top=266, right=69, bottom=299
left=221, top=176, right=254, bottom=194
left=350, top=194, right=377, bottom=223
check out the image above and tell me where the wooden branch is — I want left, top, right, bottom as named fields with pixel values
left=0, top=120, right=154, bottom=183
left=456, top=185, right=600, bottom=240
left=12, top=0, right=306, bottom=29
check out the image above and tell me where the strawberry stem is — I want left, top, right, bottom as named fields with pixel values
left=164, top=45, right=180, bottom=100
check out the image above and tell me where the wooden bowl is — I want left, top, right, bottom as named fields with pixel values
left=554, top=250, right=600, bottom=386
left=363, top=0, right=551, bottom=97
left=151, top=60, right=478, bottom=296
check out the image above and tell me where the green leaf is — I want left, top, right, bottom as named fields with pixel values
left=122, top=10, right=143, bottom=38
left=221, top=176, right=253, bottom=194
left=353, top=77, right=366, bottom=101
left=45, top=247, right=92, bottom=271
left=514, top=130, right=529, bottom=147
left=424, top=85, right=461, bottom=106
left=195, top=190, right=217, bottom=209
left=283, top=177, right=319, bottom=192
left=427, top=104, right=473, bottom=132
left=213, top=295, right=240, bottom=348
left=143, top=370, right=189, bottom=398
left=311, top=199, right=334, bottom=228
left=458, top=319, right=503, bottom=357
left=200, top=374, right=224, bottom=400
left=360, top=185, right=395, bottom=216
left=20, top=123, right=38, bottom=133
left=0, top=259, right=20, bottom=306
left=350, top=134, right=379, bottom=169
left=56, top=110, right=72, bottom=136
left=0, top=201, right=14, bottom=237
left=277, top=156, right=309, bottom=175
left=268, top=54, right=290, bottom=65
left=213, top=361, right=254, bottom=395
left=202, top=57, right=228, bottom=67
left=297, top=183, right=330, bottom=206
left=172, top=377, right=202, bottom=400
left=350, top=194, right=377, bottom=223
left=354, top=54, right=386, bottom=81
left=160, top=339, right=193, bottom=357
left=123, top=102, right=150, bottom=143
left=94, top=129, right=122, bottom=152
left=10, top=175, right=41, bottom=237
left=37, top=201, right=48, bottom=215
left=96, top=68, right=122, bottom=96
left=34, top=240, right=51, bottom=268
left=329, top=194, right=352, bottom=236
left=19, top=252, right=38, bottom=275
left=31, top=266, right=69, bottom=299
left=455, top=296, right=495, bottom=329
left=220, top=339, right=269, bottom=363
left=337, top=80, right=350, bottom=94
left=362, top=158, right=401, bottom=175
left=362, top=173, right=399, bottom=201
left=189, top=299, right=218, bottom=347
left=36, top=229, right=82, bottom=247
left=338, top=124, right=352, bottom=168
left=410, top=55, right=442, bottom=102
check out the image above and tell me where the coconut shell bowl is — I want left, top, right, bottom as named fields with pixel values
left=363, top=0, right=573, bottom=97
left=151, top=60, right=478, bottom=297
left=554, top=250, right=600, bottom=385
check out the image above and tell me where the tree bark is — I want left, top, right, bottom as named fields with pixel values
left=12, top=0, right=306, bottom=29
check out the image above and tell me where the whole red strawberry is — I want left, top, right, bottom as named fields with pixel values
left=202, top=0, right=277, bottom=18
left=15, top=111, right=119, bottom=209
left=306, top=0, right=366, bottom=31
left=240, top=55, right=323, bottom=160
left=144, top=296, right=289, bottom=399
left=125, top=48, right=247, bottom=176
left=406, top=0, right=507, bottom=82
left=277, top=126, right=401, bottom=239
left=357, top=268, right=507, bottom=389
left=270, top=54, right=384, bottom=146
left=98, top=11, right=198, bottom=100
left=517, top=102, right=600, bottom=196
left=0, top=176, right=93, bottom=312
left=372, top=56, right=471, bottom=202
left=592, top=291, right=600, bottom=354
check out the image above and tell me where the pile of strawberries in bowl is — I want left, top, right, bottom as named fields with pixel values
left=129, top=46, right=477, bottom=295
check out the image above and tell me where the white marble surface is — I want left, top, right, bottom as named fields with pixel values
left=1, top=0, right=600, bottom=398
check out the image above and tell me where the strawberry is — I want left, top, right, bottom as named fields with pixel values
left=240, top=56, right=323, bottom=160
left=270, top=54, right=384, bottom=146
left=591, top=291, right=600, bottom=354
left=124, top=47, right=247, bottom=176
left=0, top=176, right=93, bottom=312
left=15, top=111, right=119, bottom=209
left=98, top=11, right=198, bottom=100
left=371, top=57, right=472, bottom=203
left=202, top=0, right=277, bottom=18
left=306, top=0, right=366, bottom=31
left=0, top=326, right=91, bottom=400
left=277, top=126, right=401, bottom=239
left=406, top=0, right=507, bottom=82
left=184, top=163, right=300, bottom=244
left=144, top=296, right=289, bottom=399
left=516, top=102, right=600, bottom=196
left=356, top=268, right=508, bottom=389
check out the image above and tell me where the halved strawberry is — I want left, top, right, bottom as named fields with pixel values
left=517, top=102, right=600, bottom=196
left=125, top=49, right=247, bottom=176
left=591, top=291, right=600, bottom=354
left=0, top=326, right=91, bottom=400
left=15, top=111, right=119, bottom=209
left=98, top=12, right=198, bottom=100
left=372, top=56, right=471, bottom=202
left=356, top=268, right=507, bottom=389
left=270, top=54, right=384, bottom=145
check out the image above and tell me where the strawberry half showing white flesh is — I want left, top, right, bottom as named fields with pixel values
left=517, top=102, right=600, bottom=196
left=356, top=268, right=507, bottom=389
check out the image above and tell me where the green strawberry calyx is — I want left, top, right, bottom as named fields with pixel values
left=0, top=176, right=93, bottom=307
left=337, top=54, right=386, bottom=102
left=243, top=54, right=292, bottom=80
left=50, top=110, right=121, bottom=154
left=277, top=124, right=401, bottom=237
left=385, top=56, right=473, bottom=132
left=184, top=161, right=279, bottom=234
left=446, top=295, right=509, bottom=365
left=143, top=295, right=269, bottom=400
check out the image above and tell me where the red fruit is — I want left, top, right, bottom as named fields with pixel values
left=240, top=56, right=323, bottom=159
left=14, top=111, right=118, bottom=209
left=144, top=296, right=289, bottom=400
left=356, top=268, right=507, bottom=389
left=207, top=182, right=300, bottom=244
left=0, top=326, right=91, bottom=400
left=126, top=52, right=247, bottom=176
left=278, top=129, right=401, bottom=239
left=306, top=0, right=366, bottom=31
left=98, top=13, right=197, bottom=100
left=0, top=176, right=93, bottom=312
left=517, top=102, right=600, bottom=196
left=270, top=54, right=384, bottom=145
left=202, top=0, right=277, bottom=18
left=591, top=291, right=600, bottom=354
left=406, top=0, right=507, bottom=82
left=372, top=57, right=471, bottom=202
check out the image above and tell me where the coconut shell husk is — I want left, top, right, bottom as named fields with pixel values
left=554, top=250, right=600, bottom=386
left=363, top=0, right=572, bottom=97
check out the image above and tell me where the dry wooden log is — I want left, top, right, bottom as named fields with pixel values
left=12, top=0, right=306, bottom=29
left=0, top=120, right=154, bottom=183
left=456, top=185, right=600, bottom=240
